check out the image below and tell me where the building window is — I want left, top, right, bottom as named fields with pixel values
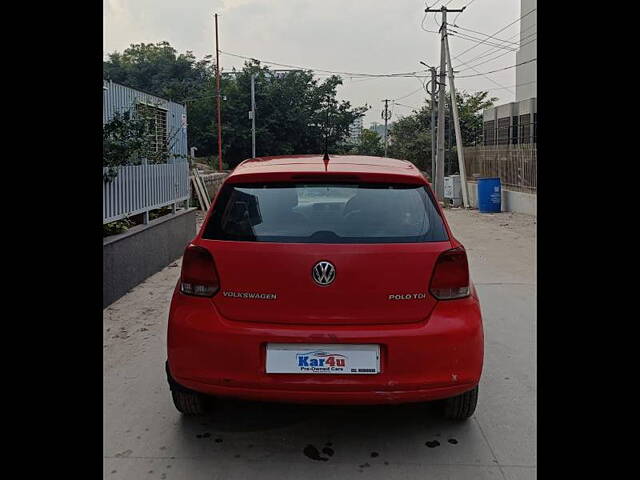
left=136, top=102, right=168, bottom=153
left=519, top=114, right=531, bottom=144
left=483, top=120, right=495, bottom=146
left=497, top=117, right=511, bottom=145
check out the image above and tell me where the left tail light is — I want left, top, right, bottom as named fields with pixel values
left=180, top=245, right=220, bottom=297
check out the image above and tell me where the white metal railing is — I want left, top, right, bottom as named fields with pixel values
left=103, top=162, right=190, bottom=224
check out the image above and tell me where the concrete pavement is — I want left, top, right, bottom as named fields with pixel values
left=103, top=208, right=536, bottom=480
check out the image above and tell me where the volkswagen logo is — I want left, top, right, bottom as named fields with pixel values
left=312, top=261, right=336, bottom=286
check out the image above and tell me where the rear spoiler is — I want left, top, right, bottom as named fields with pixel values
left=226, top=171, right=427, bottom=185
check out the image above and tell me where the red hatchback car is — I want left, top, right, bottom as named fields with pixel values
left=166, top=155, right=483, bottom=420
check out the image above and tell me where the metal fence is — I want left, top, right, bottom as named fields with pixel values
left=103, top=162, right=190, bottom=224
left=463, top=144, right=537, bottom=193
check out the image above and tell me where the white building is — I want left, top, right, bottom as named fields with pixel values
left=515, top=0, right=537, bottom=102
left=348, top=117, right=364, bottom=143
left=482, top=0, right=537, bottom=145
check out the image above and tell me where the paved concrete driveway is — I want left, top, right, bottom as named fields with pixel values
left=103, top=209, right=536, bottom=480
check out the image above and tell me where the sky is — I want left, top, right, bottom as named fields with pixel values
left=104, top=0, right=524, bottom=127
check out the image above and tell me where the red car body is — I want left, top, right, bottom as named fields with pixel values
left=167, top=155, right=483, bottom=406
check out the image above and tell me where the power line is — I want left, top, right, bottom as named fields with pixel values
left=389, top=79, right=539, bottom=113
left=452, top=55, right=515, bottom=94
left=393, top=86, right=426, bottom=102
left=421, top=11, right=440, bottom=33
left=453, top=7, right=537, bottom=60
left=430, top=0, right=533, bottom=84
left=429, top=1, right=446, bottom=28
left=482, top=79, right=537, bottom=92
left=453, top=0, right=477, bottom=24
left=348, top=76, right=391, bottom=83
left=421, top=13, right=440, bottom=33
left=438, top=10, right=522, bottom=95
left=446, top=14, right=536, bottom=95
left=453, top=23, right=536, bottom=69
left=219, top=50, right=427, bottom=78
left=448, top=31, right=519, bottom=52
left=433, top=11, right=442, bottom=30
left=450, top=24, right=521, bottom=46
left=181, top=58, right=534, bottom=106
left=431, top=1, right=469, bottom=27
left=424, top=2, right=445, bottom=30
left=453, top=29, right=537, bottom=68
left=456, top=58, right=537, bottom=78
left=393, top=102, right=418, bottom=110
left=390, top=77, right=539, bottom=112
left=460, top=22, right=536, bottom=58
left=454, top=35, right=537, bottom=72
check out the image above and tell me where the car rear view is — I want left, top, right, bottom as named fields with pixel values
left=167, top=155, right=483, bottom=420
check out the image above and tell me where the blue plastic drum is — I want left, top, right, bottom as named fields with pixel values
left=477, top=177, right=501, bottom=213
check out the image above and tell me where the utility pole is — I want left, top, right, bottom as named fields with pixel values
left=250, top=73, right=256, bottom=158
left=444, top=35, right=470, bottom=208
left=323, top=94, right=331, bottom=161
left=425, top=4, right=465, bottom=203
left=421, top=62, right=440, bottom=182
left=436, top=11, right=447, bottom=202
left=214, top=13, right=223, bottom=171
left=429, top=68, right=438, bottom=181
left=381, top=99, right=391, bottom=157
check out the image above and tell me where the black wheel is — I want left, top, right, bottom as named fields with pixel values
left=171, top=389, right=207, bottom=416
left=443, top=385, right=478, bottom=420
left=166, top=361, right=208, bottom=416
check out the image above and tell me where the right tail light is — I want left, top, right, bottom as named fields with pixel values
left=429, top=247, right=470, bottom=300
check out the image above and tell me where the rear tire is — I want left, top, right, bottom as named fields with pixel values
left=171, top=390, right=207, bottom=416
left=443, top=385, right=478, bottom=420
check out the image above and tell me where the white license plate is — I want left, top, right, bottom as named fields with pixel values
left=265, top=343, right=380, bottom=374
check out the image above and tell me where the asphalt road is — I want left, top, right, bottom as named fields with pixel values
left=103, top=208, right=536, bottom=480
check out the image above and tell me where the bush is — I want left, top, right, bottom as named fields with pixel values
left=103, top=217, right=135, bottom=237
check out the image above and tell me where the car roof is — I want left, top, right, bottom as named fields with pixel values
left=227, top=155, right=427, bottom=184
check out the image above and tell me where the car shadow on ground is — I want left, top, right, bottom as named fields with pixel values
left=173, top=398, right=475, bottom=465
left=181, top=398, right=449, bottom=433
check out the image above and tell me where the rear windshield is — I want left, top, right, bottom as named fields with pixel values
left=202, top=183, right=448, bottom=243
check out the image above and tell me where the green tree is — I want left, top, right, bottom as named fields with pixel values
left=103, top=42, right=213, bottom=101
left=103, top=103, right=186, bottom=175
left=102, top=111, right=151, bottom=171
left=387, top=107, right=432, bottom=171
left=104, top=43, right=368, bottom=168
left=455, top=90, right=497, bottom=146
left=355, top=129, right=384, bottom=156
left=388, top=91, right=497, bottom=175
left=214, top=63, right=368, bottom=166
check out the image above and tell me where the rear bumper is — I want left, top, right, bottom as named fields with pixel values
left=167, top=367, right=476, bottom=405
left=167, top=287, right=483, bottom=405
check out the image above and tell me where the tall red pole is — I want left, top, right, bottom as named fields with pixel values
left=215, top=13, right=222, bottom=171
